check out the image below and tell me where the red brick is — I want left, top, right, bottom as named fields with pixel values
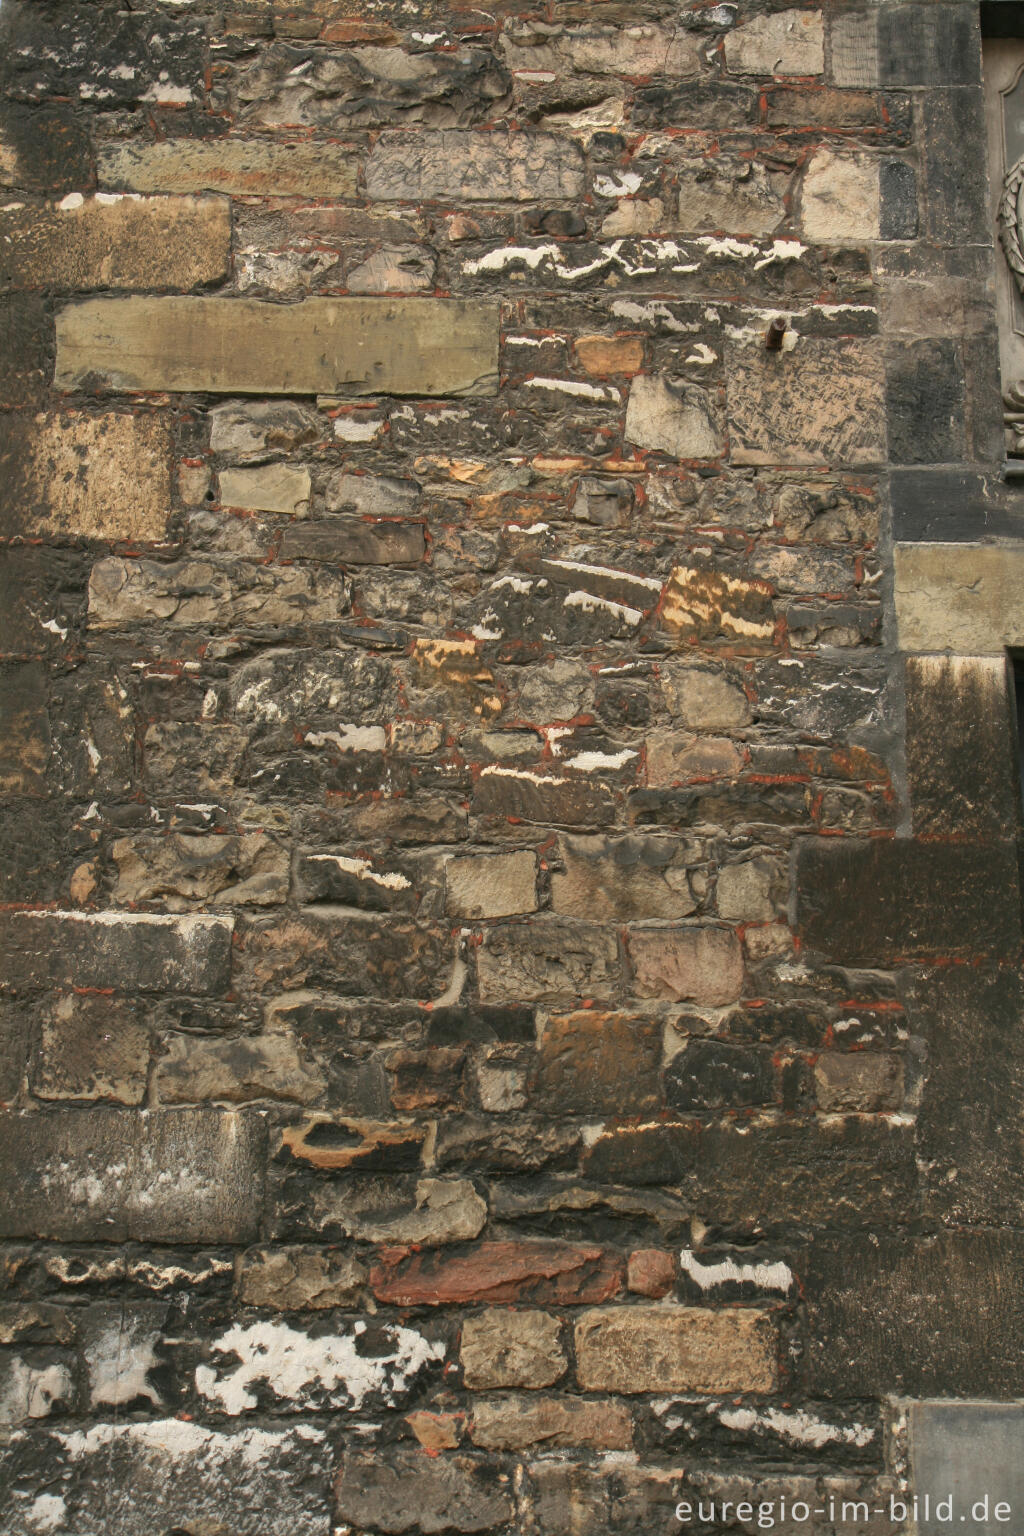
left=370, top=1240, right=624, bottom=1306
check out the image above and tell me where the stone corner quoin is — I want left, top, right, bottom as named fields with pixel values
left=0, top=0, right=1018, bottom=1532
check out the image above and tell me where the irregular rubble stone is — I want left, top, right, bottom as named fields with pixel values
left=625, top=375, right=725, bottom=459
left=531, top=1011, right=662, bottom=1114
left=154, top=1025, right=326, bottom=1106
left=550, top=833, right=694, bottom=921
left=88, top=556, right=350, bottom=630
left=219, top=464, right=312, bottom=516
left=477, top=920, right=621, bottom=1004
left=445, top=849, right=538, bottom=918
left=814, top=1052, right=903, bottom=1112
left=34, top=994, right=150, bottom=1105
left=238, top=1246, right=367, bottom=1309
left=305, top=1176, right=487, bottom=1245
left=370, top=1240, right=624, bottom=1305
left=280, top=518, right=426, bottom=564
left=113, top=832, right=290, bottom=908
left=660, top=563, right=775, bottom=644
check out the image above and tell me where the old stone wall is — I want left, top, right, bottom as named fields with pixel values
left=2, top=0, right=1023, bottom=1531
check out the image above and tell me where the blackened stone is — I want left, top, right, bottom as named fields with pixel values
left=583, top=1115, right=919, bottom=1232
left=877, top=4, right=981, bottom=86
left=664, top=1040, right=777, bottom=1111
left=0, top=545, right=87, bottom=656
left=648, top=1394, right=883, bottom=1466
left=0, top=1108, right=266, bottom=1242
left=335, top=1448, right=513, bottom=1533
left=632, top=82, right=758, bottom=130
left=911, top=966, right=1024, bottom=1226
left=905, top=655, right=1018, bottom=839
left=0, top=1002, right=28, bottom=1104
left=523, top=208, right=587, bottom=238
left=879, top=160, right=918, bottom=240
left=0, top=1419, right=331, bottom=1535
left=0, top=911, right=234, bottom=994
left=0, top=298, right=52, bottom=409
left=889, top=468, right=1024, bottom=542
left=886, top=339, right=965, bottom=464
left=0, top=798, right=71, bottom=903
left=0, top=101, right=95, bottom=193
left=426, top=1004, right=535, bottom=1045
left=923, top=89, right=990, bottom=243
left=802, top=1231, right=1024, bottom=1396
left=795, top=837, right=1020, bottom=964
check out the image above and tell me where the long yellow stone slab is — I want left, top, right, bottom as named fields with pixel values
left=54, top=296, right=500, bottom=398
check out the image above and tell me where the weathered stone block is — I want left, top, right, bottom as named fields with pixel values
left=716, top=858, right=775, bottom=921
left=659, top=663, right=752, bottom=727
left=370, top=1240, right=624, bottom=1305
left=551, top=833, right=694, bottom=922
left=800, top=149, right=880, bottom=242
left=366, top=129, right=584, bottom=202
left=0, top=294, right=51, bottom=408
left=472, top=765, right=616, bottom=828
left=723, top=9, right=824, bottom=76
left=0, top=195, right=229, bottom=290
left=280, top=519, right=426, bottom=564
left=0, top=1108, right=265, bottom=1241
left=470, top=1393, right=633, bottom=1451
left=218, top=464, right=312, bottom=517
left=625, top=375, right=725, bottom=459
left=477, top=921, right=620, bottom=1004
left=628, top=926, right=744, bottom=1006
left=676, top=155, right=785, bottom=236
left=0, top=412, right=172, bottom=542
left=98, top=137, right=359, bottom=197
left=237, top=1246, right=366, bottom=1310
left=796, top=837, right=1020, bottom=963
left=894, top=544, right=1024, bottom=653
left=56, top=296, right=500, bottom=398
left=0, top=911, right=234, bottom=994
left=575, top=1306, right=777, bottom=1393
left=727, top=339, right=886, bottom=467
left=531, top=1011, right=662, bottom=1115
left=88, top=556, right=350, bottom=630
left=814, top=1052, right=903, bottom=1113
left=0, top=1354, right=76, bottom=1425
left=887, top=338, right=965, bottom=465
left=665, top=1039, right=777, bottom=1111
left=460, top=1309, right=565, bottom=1389
left=240, top=911, right=454, bottom=1002
left=335, top=1449, right=513, bottom=1535
left=113, top=832, right=289, bottom=908
left=575, top=334, right=644, bottom=377
left=155, top=1025, right=326, bottom=1106
left=0, top=1420, right=331, bottom=1535
left=646, top=730, right=744, bottom=785
left=34, top=994, right=150, bottom=1105
left=300, top=1175, right=485, bottom=1246
left=445, top=849, right=537, bottom=918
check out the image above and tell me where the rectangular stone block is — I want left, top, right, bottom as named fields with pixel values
left=370, top=1240, right=624, bottom=1305
left=0, top=1419, right=328, bottom=1534
left=472, top=766, right=616, bottom=829
left=886, top=338, right=965, bottom=464
left=908, top=1401, right=1024, bottom=1536
left=98, top=137, right=359, bottom=197
left=905, top=655, right=1018, bottom=839
left=727, top=339, right=885, bottom=467
left=88, top=556, right=350, bottom=630
left=575, top=1306, right=777, bottom=1393
left=0, top=1107, right=265, bottom=1241
left=0, top=195, right=230, bottom=291
left=803, top=1232, right=1024, bottom=1397
left=796, top=837, right=1020, bottom=964
left=218, top=464, right=312, bottom=517
left=894, top=543, right=1024, bottom=653
left=279, top=519, right=426, bottom=564
left=627, top=926, right=744, bottom=1005
left=477, top=920, right=621, bottom=1005
left=0, top=911, right=234, bottom=993
left=0, top=412, right=172, bottom=542
left=55, top=296, right=500, bottom=398
left=365, top=129, right=584, bottom=202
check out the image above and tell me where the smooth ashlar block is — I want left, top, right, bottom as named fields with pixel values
left=55, top=296, right=501, bottom=398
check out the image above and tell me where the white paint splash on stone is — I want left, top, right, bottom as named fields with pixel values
left=563, top=590, right=643, bottom=625
left=305, top=725, right=387, bottom=753
left=716, top=1404, right=875, bottom=1450
left=523, top=376, right=620, bottom=402
left=564, top=747, right=638, bottom=772
left=25, top=1495, right=67, bottom=1532
left=306, top=854, right=411, bottom=892
left=679, top=1248, right=794, bottom=1293
left=195, top=1319, right=444, bottom=1414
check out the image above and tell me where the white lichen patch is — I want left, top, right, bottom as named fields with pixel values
left=195, top=1319, right=445, bottom=1414
left=716, top=1404, right=876, bottom=1450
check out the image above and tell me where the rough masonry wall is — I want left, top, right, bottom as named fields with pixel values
left=1, top=1, right=1023, bottom=1532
